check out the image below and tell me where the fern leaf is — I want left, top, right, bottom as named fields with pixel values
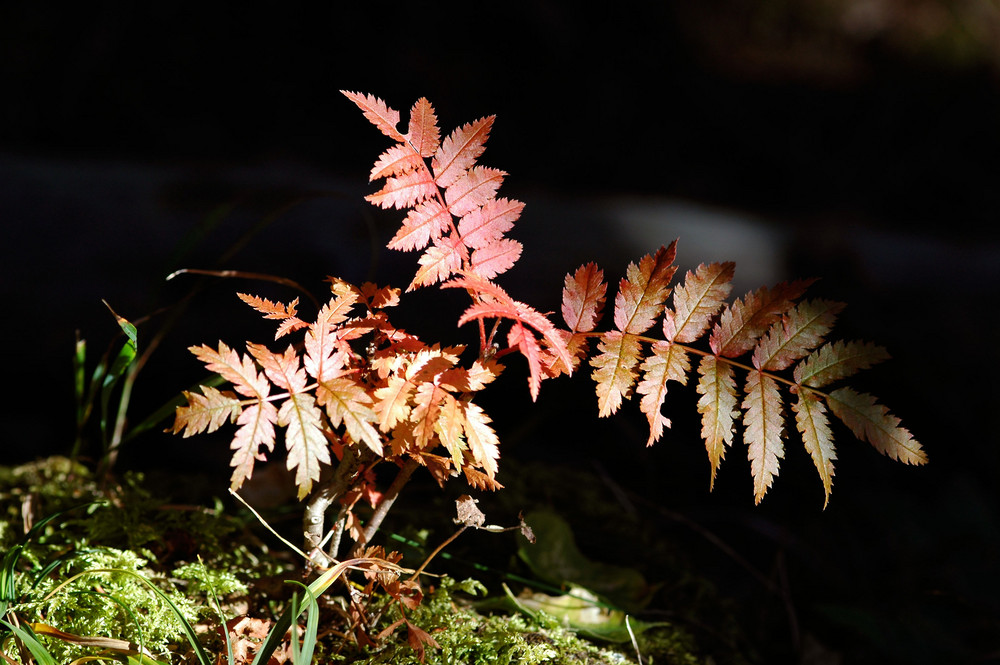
left=366, top=169, right=437, bottom=210
left=562, top=262, right=607, bottom=333
left=613, top=243, right=677, bottom=334
left=229, top=401, right=279, bottom=490
left=387, top=200, right=453, bottom=252
left=279, top=392, right=330, bottom=500
left=247, top=343, right=308, bottom=393
left=462, top=401, right=500, bottom=478
left=696, top=355, right=738, bottom=489
left=411, top=382, right=446, bottom=450
left=743, top=370, right=785, bottom=504
left=341, top=91, right=405, bottom=141
left=410, top=235, right=467, bottom=290
left=434, top=393, right=467, bottom=468
left=793, top=388, right=836, bottom=507
left=827, top=387, right=927, bottom=465
left=793, top=340, right=891, bottom=388
left=753, top=299, right=845, bottom=371
left=637, top=341, right=691, bottom=445
left=444, top=166, right=506, bottom=217
left=508, top=321, right=544, bottom=400
left=591, top=331, right=643, bottom=417
left=373, top=375, right=414, bottom=432
left=173, top=386, right=242, bottom=437
left=304, top=302, right=352, bottom=383
left=470, top=238, right=522, bottom=280
left=431, top=116, right=495, bottom=188
left=457, top=197, right=524, bottom=249
left=710, top=280, right=812, bottom=357
left=370, top=144, right=424, bottom=181
left=189, top=342, right=270, bottom=399
left=317, top=377, right=383, bottom=455
left=666, top=262, right=734, bottom=343
left=407, top=97, right=441, bottom=158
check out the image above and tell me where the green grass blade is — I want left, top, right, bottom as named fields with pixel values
left=1, top=620, right=58, bottom=665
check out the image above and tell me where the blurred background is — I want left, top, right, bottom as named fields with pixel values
left=2, top=2, right=998, bottom=663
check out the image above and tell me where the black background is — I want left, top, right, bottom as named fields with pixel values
left=3, top=3, right=998, bottom=663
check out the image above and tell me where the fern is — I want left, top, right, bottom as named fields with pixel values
left=556, top=255, right=927, bottom=506
left=172, top=91, right=925, bottom=573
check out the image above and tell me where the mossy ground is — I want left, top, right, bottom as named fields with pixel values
left=0, top=457, right=717, bottom=664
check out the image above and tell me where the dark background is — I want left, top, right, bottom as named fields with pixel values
left=3, top=2, right=998, bottom=663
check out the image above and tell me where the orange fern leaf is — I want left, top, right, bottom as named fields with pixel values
left=826, top=387, right=926, bottom=464
left=410, top=235, right=467, bottom=290
left=366, top=169, right=437, bottom=210
left=444, top=166, right=506, bottom=217
left=591, top=331, right=643, bottom=417
left=279, top=392, right=330, bottom=500
left=637, top=340, right=691, bottom=445
left=462, top=400, right=500, bottom=478
left=456, top=198, right=524, bottom=249
left=229, top=402, right=279, bottom=491
left=172, top=386, right=242, bottom=437
left=189, top=342, right=271, bottom=399
left=753, top=299, right=844, bottom=371
left=317, top=377, right=383, bottom=455
left=696, top=355, right=738, bottom=489
left=793, top=388, right=836, bottom=507
left=743, top=370, right=785, bottom=504
left=613, top=243, right=677, bottom=334
left=793, top=340, right=890, bottom=388
left=370, top=144, right=424, bottom=181
left=470, top=238, right=522, bottom=280
left=710, top=280, right=813, bottom=357
left=665, top=262, right=734, bottom=343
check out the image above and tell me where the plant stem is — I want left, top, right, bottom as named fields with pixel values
left=350, top=459, right=419, bottom=557
left=303, top=445, right=373, bottom=562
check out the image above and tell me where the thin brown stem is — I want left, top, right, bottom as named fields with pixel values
left=349, top=458, right=420, bottom=557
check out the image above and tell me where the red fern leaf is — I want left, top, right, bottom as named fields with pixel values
left=410, top=235, right=467, bottom=290
left=366, top=169, right=437, bottom=210
left=432, top=116, right=494, bottom=187
left=470, top=238, right=522, bottom=280
left=666, top=262, right=734, bottom=343
left=457, top=198, right=524, bottom=249
left=370, top=144, right=424, bottom=181
left=407, top=97, right=441, bottom=158
left=444, top=166, right=506, bottom=217
left=743, top=370, right=785, bottom=504
left=341, top=91, right=405, bottom=141
left=562, top=262, right=607, bottom=333
left=387, top=200, right=453, bottom=252
left=508, top=321, right=544, bottom=400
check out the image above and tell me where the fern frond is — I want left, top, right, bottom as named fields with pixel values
left=743, top=370, right=785, bottom=504
left=387, top=200, right=452, bottom=252
left=666, top=262, right=734, bottom=343
left=591, top=331, right=643, bottom=417
left=279, top=392, right=330, bottom=500
left=794, top=340, right=890, bottom=388
left=753, top=299, right=844, bottom=371
left=407, top=97, right=441, bottom=157
left=710, top=280, right=813, bottom=357
left=341, top=91, right=405, bottom=141
left=826, top=387, right=926, bottom=465
left=695, top=356, right=738, bottom=489
left=172, top=386, right=242, bottom=437
left=793, top=388, right=836, bottom=507
left=613, top=243, right=677, bottom=334
left=637, top=341, right=690, bottom=445
left=431, top=116, right=495, bottom=187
